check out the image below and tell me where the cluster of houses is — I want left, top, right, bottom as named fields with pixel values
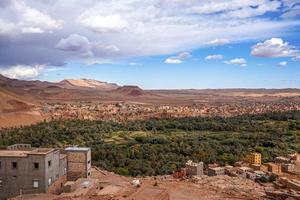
left=44, top=101, right=300, bottom=123
left=174, top=152, right=300, bottom=184
left=0, top=144, right=91, bottom=200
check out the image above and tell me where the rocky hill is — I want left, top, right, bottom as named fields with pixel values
left=58, top=79, right=119, bottom=90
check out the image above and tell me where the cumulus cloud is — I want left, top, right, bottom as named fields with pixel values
left=0, top=65, right=43, bottom=79
left=205, top=54, right=224, bottom=60
left=78, top=14, right=128, bottom=33
left=0, top=0, right=62, bottom=35
left=226, top=58, right=247, bottom=67
left=165, top=58, right=182, bottom=64
left=165, top=52, right=191, bottom=64
left=223, top=0, right=281, bottom=18
left=251, top=38, right=299, bottom=58
left=279, top=61, right=288, bottom=66
left=56, top=34, right=90, bottom=52
left=0, top=0, right=299, bottom=70
left=207, top=39, right=230, bottom=46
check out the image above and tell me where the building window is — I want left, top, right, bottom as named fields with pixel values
left=48, top=177, right=52, bottom=186
left=88, top=160, right=91, bottom=164
left=33, top=180, right=39, bottom=189
left=34, top=162, right=39, bottom=169
left=48, top=160, right=51, bottom=167
left=12, top=161, right=17, bottom=169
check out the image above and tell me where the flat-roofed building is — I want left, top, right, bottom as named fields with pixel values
left=64, top=147, right=91, bottom=181
left=208, top=167, right=225, bottom=176
left=185, top=160, right=204, bottom=177
left=281, top=163, right=295, bottom=173
left=246, top=153, right=261, bottom=165
left=275, top=156, right=290, bottom=164
left=265, top=163, right=282, bottom=175
left=0, top=144, right=67, bottom=200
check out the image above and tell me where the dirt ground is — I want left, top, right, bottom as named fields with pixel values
left=13, top=167, right=266, bottom=200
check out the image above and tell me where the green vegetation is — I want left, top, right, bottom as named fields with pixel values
left=1, top=111, right=300, bottom=176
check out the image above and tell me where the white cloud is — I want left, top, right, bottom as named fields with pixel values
left=0, top=65, right=43, bottom=79
left=21, top=27, right=44, bottom=33
left=0, top=19, right=16, bottom=34
left=0, top=0, right=63, bottom=34
left=279, top=61, right=288, bottom=66
left=178, top=52, right=192, bottom=60
left=56, top=34, right=90, bottom=52
left=129, top=62, right=142, bottom=66
left=165, top=52, right=191, bottom=64
left=165, top=58, right=182, bottom=64
left=207, top=38, right=230, bottom=46
left=251, top=38, right=299, bottom=58
left=226, top=58, right=247, bottom=67
left=223, top=1, right=281, bottom=18
left=0, top=0, right=299, bottom=67
left=78, top=14, right=128, bottom=33
left=205, top=54, right=224, bottom=60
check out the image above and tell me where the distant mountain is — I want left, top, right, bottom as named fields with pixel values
left=0, top=74, right=54, bottom=89
left=113, top=85, right=148, bottom=96
left=58, top=79, right=119, bottom=90
left=0, top=87, right=34, bottom=113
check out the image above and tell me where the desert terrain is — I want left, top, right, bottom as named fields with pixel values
left=13, top=167, right=266, bottom=200
left=1, top=74, right=300, bottom=128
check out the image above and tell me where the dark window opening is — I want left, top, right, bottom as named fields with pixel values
left=12, top=162, right=17, bottom=169
left=34, top=162, right=39, bottom=169
left=48, top=160, right=51, bottom=167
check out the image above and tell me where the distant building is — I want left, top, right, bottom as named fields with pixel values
left=0, top=144, right=67, bottom=200
left=265, top=163, right=282, bottom=175
left=208, top=167, right=225, bottom=176
left=64, top=147, right=91, bottom=181
left=246, top=153, right=261, bottom=165
left=281, top=164, right=295, bottom=173
left=250, top=164, right=268, bottom=172
left=275, top=156, right=290, bottom=164
left=185, top=160, right=204, bottom=177
left=235, top=161, right=249, bottom=167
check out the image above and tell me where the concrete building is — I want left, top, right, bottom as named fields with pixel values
left=64, top=147, right=91, bottom=181
left=246, top=153, right=261, bottom=165
left=265, top=163, right=282, bottom=174
left=281, top=163, right=295, bottom=173
left=0, top=144, right=67, bottom=200
left=208, top=167, right=225, bottom=176
left=185, top=160, right=204, bottom=177
left=275, top=156, right=290, bottom=164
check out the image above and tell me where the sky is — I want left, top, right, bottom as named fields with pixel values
left=0, top=0, right=300, bottom=89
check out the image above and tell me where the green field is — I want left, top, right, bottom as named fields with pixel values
left=1, top=111, right=300, bottom=176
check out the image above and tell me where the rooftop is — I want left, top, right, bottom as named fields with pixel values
left=0, top=150, right=30, bottom=157
left=65, top=147, right=90, bottom=152
left=0, top=148, right=56, bottom=157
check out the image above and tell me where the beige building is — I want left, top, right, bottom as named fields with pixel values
left=64, top=147, right=91, bottom=181
left=246, top=153, right=261, bottom=165
left=0, top=144, right=67, bottom=200
left=208, top=167, right=225, bottom=176
left=185, top=160, right=204, bottom=177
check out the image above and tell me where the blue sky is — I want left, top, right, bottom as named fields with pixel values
left=0, top=0, right=300, bottom=89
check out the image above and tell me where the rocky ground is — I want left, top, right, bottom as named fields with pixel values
left=13, top=167, right=267, bottom=200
